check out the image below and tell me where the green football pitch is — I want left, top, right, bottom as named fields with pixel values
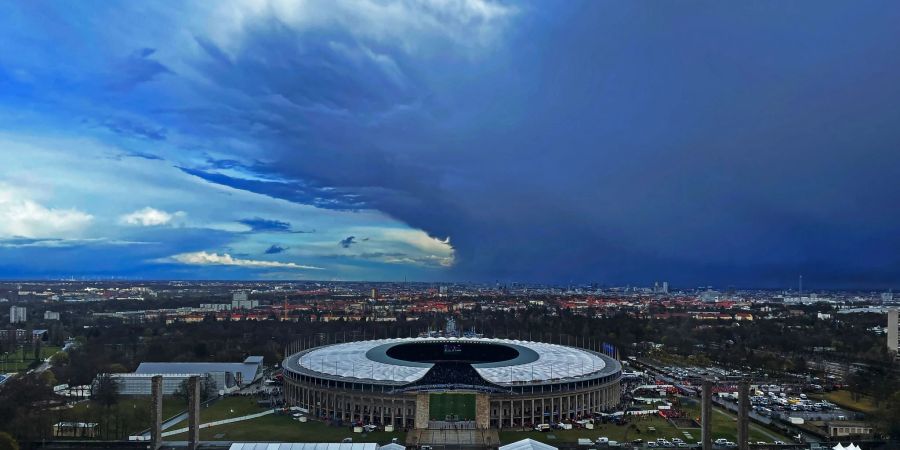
left=429, top=393, right=476, bottom=421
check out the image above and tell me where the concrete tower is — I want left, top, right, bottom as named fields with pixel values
left=888, top=308, right=898, bottom=354
left=738, top=380, right=750, bottom=450
left=701, top=379, right=713, bottom=450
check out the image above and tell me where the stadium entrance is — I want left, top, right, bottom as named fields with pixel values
left=429, top=393, right=476, bottom=422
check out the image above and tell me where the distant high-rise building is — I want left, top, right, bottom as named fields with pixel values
left=231, top=291, right=257, bottom=309
left=44, top=311, right=60, bottom=321
left=652, top=281, right=669, bottom=294
left=371, top=288, right=378, bottom=301
left=882, top=291, right=894, bottom=303
left=888, top=309, right=899, bottom=354
left=439, top=286, right=449, bottom=296
left=10, top=305, right=26, bottom=324
left=699, top=289, right=721, bottom=303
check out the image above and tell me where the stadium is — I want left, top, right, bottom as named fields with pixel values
left=282, top=337, right=622, bottom=429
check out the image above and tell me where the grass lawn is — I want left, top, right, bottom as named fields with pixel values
left=1, top=344, right=61, bottom=372
left=680, top=401, right=788, bottom=443
left=167, top=396, right=265, bottom=430
left=814, top=391, right=877, bottom=414
left=429, top=393, right=476, bottom=421
left=168, top=414, right=407, bottom=443
left=59, top=396, right=186, bottom=438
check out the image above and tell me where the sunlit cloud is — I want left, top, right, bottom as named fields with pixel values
left=0, top=188, right=93, bottom=239
left=120, top=207, right=185, bottom=226
left=163, top=251, right=323, bottom=270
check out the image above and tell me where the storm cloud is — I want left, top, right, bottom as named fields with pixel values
left=2, top=1, right=900, bottom=287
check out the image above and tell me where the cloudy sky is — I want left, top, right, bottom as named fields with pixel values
left=1, top=1, right=899, bottom=287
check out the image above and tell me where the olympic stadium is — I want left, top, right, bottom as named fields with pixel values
left=282, top=337, right=622, bottom=429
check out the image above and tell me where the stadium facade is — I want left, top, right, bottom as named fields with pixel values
left=282, top=338, right=621, bottom=429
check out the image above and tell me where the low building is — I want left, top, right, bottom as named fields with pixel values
left=44, top=311, right=61, bottom=320
left=826, top=422, right=873, bottom=438
left=53, top=422, right=100, bottom=438
left=98, top=355, right=264, bottom=395
left=0, top=328, right=47, bottom=342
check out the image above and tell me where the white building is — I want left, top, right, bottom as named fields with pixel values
left=96, top=355, right=264, bottom=395
left=200, top=303, right=231, bottom=311
left=10, top=305, right=26, bottom=324
left=231, top=292, right=258, bottom=309
left=44, top=311, right=61, bottom=321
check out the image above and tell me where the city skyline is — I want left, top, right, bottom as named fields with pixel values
left=2, top=1, right=900, bottom=287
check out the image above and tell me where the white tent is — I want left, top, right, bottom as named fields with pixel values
left=833, top=443, right=862, bottom=450
left=500, top=439, right=559, bottom=450
left=379, top=444, right=405, bottom=450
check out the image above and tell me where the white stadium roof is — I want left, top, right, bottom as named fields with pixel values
left=289, top=337, right=613, bottom=385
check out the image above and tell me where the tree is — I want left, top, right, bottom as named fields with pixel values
left=40, top=370, right=57, bottom=389
left=92, top=373, right=120, bottom=408
left=49, top=351, right=69, bottom=367
left=0, top=374, right=53, bottom=443
left=873, top=390, right=900, bottom=439
left=174, top=376, right=219, bottom=404
left=0, top=432, right=19, bottom=450
left=33, top=340, right=41, bottom=363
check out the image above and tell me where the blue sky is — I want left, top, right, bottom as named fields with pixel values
left=1, top=1, right=900, bottom=287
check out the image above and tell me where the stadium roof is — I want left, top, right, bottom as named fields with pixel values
left=135, top=356, right=263, bottom=384
left=285, top=338, right=618, bottom=385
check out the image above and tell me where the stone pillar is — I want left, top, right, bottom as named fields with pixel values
left=150, top=375, right=163, bottom=450
left=738, top=380, right=750, bottom=450
left=701, top=380, right=713, bottom=450
left=401, top=399, right=407, bottom=427
left=188, top=376, right=201, bottom=450
left=475, top=393, right=490, bottom=429
left=414, top=393, right=430, bottom=429
left=521, top=399, right=526, bottom=427
left=531, top=398, right=536, bottom=426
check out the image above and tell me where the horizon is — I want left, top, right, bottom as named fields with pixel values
left=0, top=277, right=889, bottom=293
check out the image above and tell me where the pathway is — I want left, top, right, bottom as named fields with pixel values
left=160, top=409, right=276, bottom=437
